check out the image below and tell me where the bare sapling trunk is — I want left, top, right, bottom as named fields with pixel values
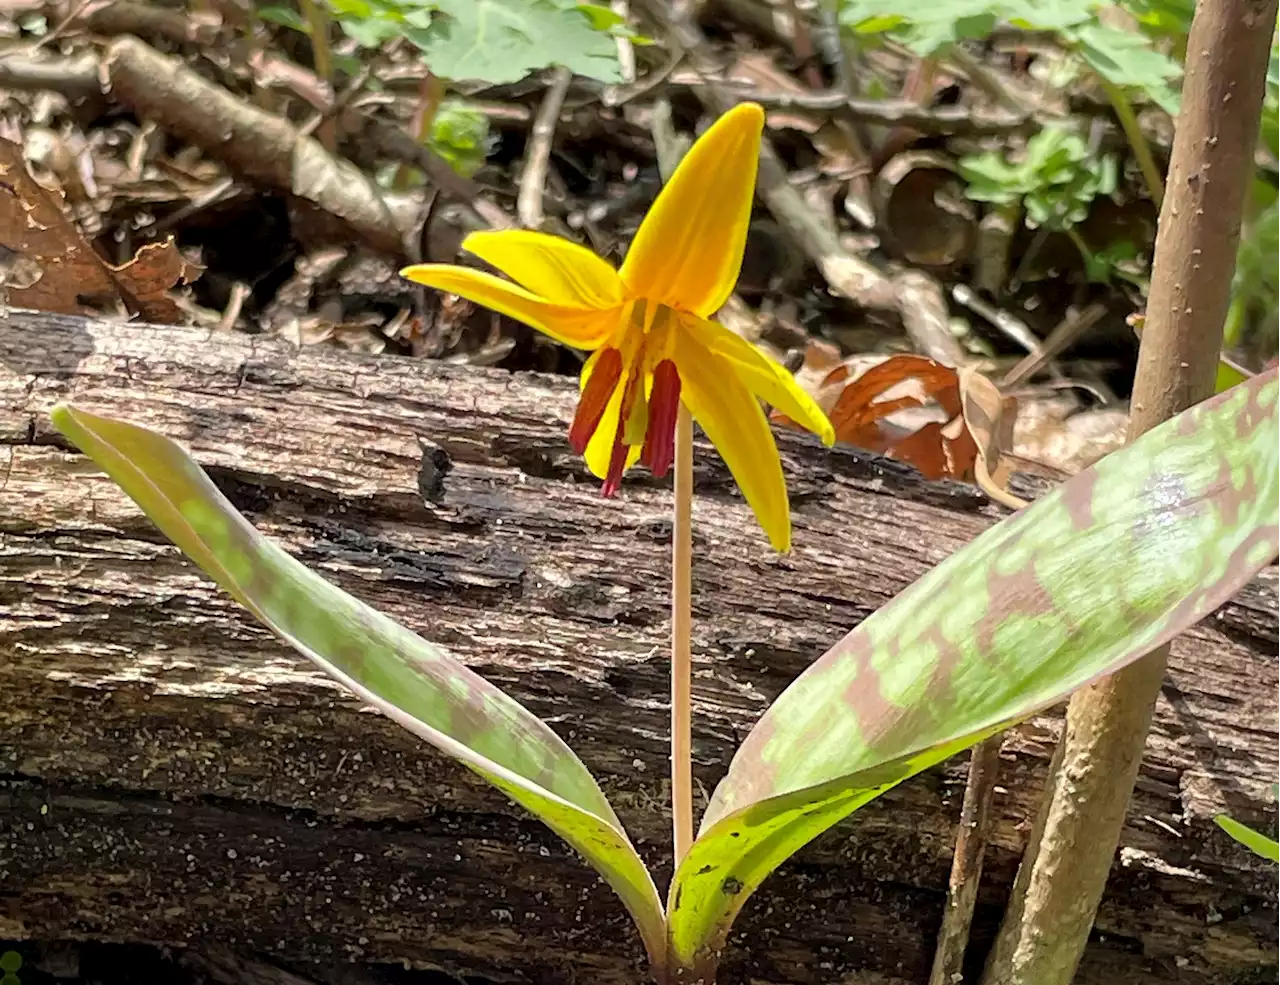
left=981, top=0, right=1280, bottom=982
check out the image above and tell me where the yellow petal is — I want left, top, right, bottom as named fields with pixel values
left=673, top=329, right=792, bottom=552
left=400, top=264, right=618, bottom=349
left=620, top=103, right=763, bottom=318
left=581, top=349, right=642, bottom=479
left=462, top=230, right=625, bottom=309
left=684, top=313, right=835, bottom=446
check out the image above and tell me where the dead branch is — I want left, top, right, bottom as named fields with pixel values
left=101, top=36, right=409, bottom=255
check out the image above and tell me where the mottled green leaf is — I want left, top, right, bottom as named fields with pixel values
left=1215, top=814, right=1280, bottom=862
left=666, top=372, right=1280, bottom=978
left=49, top=405, right=665, bottom=966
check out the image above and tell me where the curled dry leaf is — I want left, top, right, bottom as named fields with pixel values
left=775, top=350, right=978, bottom=481
left=108, top=237, right=203, bottom=323
left=0, top=137, right=120, bottom=314
left=777, top=342, right=1157, bottom=492
left=874, top=150, right=976, bottom=269
left=1014, top=401, right=1130, bottom=475
left=0, top=140, right=199, bottom=322
left=958, top=366, right=1027, bottom=510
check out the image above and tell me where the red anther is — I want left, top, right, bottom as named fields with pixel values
left=640, top=359, right=682, bottom=478
left=569, top=347, right=623, bottom=454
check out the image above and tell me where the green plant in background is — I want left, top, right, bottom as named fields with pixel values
left=424, top=101, right=491, bottom=178
left=1227, top=181, right=1279, bottom=351
left=959, top=125, right=1124, bottom=282
left=0, top=950, right=21, bottom=985
left=257, top=0, right=628, bottom=177
left=318, top=0, right=628, bottom=84
left=49, top=355, right=1279, bottom=980
left=1214, top=784, right=1280, bottom=863
left=837, top=0, right=1179, bottom=203
left=1226, top=44, right=1279, bottom=367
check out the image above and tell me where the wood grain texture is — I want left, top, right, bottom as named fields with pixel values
left=0, top=310, right=1275, bottom=985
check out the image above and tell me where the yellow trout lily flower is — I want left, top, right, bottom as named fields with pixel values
left=401, top=103, right=834, bottom=552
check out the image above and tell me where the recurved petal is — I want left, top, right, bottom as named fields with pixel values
left=687, top=313, right=835, bottom=446
left=619, top=103, right=763, bottom=318
left=673, top=329, right=792, bottom=552
left=462, top=230, right=624, bottom=309
left=400, top=264, right=619, bottom=349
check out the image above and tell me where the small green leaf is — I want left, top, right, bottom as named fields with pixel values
left=1120, top=0, right=1195, bottom=41
left=1001, top=0, right=1092, bottom=32
left=407, top=0, right=622, bottom=84
left=1215, top=359, right=1250, bottom=393
left=836, top=0, right=995, bottom=55
left=49, top=405, right=665, bottom=968
left=258, top=4, right=308, bottom=31
left=573, top=2, right=625, bottom=31
left=666, top=371, right=1280, bottom=978
left=1215, top=815, right=1280, bottom=862
left=428, top=100, right=492, bottom=177
left=1074, top=22, right=1182, bottom=114
left=960, top=126, right=1117, bottom=234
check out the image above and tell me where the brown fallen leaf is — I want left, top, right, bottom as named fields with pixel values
left=108, top=237, right=203, bottom=323
left=777, top=351, right=979, bottom=481
left=0, top=137, right=120, bottom=314
left=958, top=366, right=1026, bottom=509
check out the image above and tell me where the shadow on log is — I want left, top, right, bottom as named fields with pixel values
left=0, top=310, right=1276, bottom=985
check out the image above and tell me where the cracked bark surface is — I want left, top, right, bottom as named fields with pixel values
left=0, top=310, right=1275, bottom=985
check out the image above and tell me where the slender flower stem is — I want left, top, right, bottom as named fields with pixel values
left=671, top=403, right=695, bottom=864
left=1099, top=78, right=1165, bottom=209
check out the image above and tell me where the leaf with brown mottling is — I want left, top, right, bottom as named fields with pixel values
left=47, top=404, right=666, bottom=969
left=668, top=371, right=1280, bottom=982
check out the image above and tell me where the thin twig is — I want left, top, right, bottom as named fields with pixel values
left=27, top=0, right=97, bottom=52
left=1000, top=302, right=1107, bottom=389
left=928, top=737, right=1004, bottom=985
left=518, top=67, right=573, bottom=229
left=944, top=43, right=1033, bottom=114
left=951, top=283, right=1043, bottom=355
left=611, top=0, right=637, bottom=82
left=681, top=80, right=1040, bottom=135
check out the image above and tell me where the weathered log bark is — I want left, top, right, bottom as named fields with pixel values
left=0, top=310, right=1275, bottom=985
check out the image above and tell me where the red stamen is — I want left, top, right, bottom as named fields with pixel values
left=600, top=361, right=646, bottom=497
left=569, top=347, right=623, bottom=454
left=641, top=359, right=682, bottom=478
left=601, top=430, right=628, bottom=498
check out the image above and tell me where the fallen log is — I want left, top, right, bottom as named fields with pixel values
left=0, top=310, right=1275, bottom=985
